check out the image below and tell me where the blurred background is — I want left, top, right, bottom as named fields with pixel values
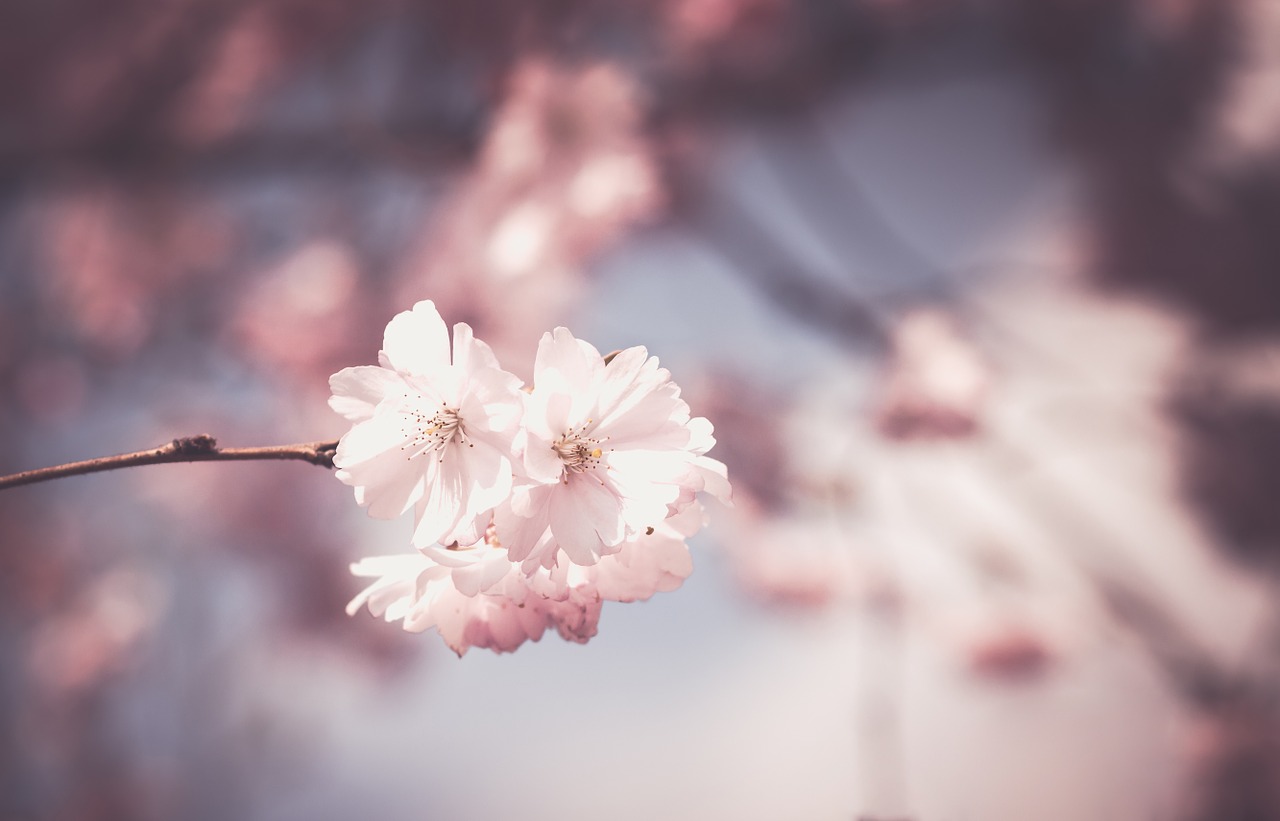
left=2, top=0, right=1280, bottom=818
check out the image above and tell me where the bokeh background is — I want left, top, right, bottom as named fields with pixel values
left=3, top=1, right=1280, bottom=819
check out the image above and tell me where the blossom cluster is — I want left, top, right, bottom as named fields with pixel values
left=331, top=301, right=729, bottom=655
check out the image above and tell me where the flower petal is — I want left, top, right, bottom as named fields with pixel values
left=548, top=475, right=624, bottom=564
left=329, top=366, right=402, bottom=422
left=535, top=327, right=600, bottom=396
left=411, top=455, right=463, bottom=546
left=495, top=483, right=554, bottom=563
left=335, top=416, right=427, bottom=519
left=381, top=300, right=452, bottom=377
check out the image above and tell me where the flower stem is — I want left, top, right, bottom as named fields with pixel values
left=0, top=435, right=339, bottom=491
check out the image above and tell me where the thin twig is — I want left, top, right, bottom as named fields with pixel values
left=0, top=435, right=339, bottom=491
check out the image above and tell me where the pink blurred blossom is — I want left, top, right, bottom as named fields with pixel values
left=33, top=189, right=234, bottom=359
left=725, top=506, right=868, bottom=608
left=26, top=569, right=167, bottom=697
left=395, top=58, right=664, bottom=372
left=1196, top=0, right=1280, bottom=170
left=663, top=0, right=790, bottom=58
left=168, top=7, right=284, bottom=144
left=233, top=240, right=364, bottom=377
left=876, top=310, right=991, bottom=440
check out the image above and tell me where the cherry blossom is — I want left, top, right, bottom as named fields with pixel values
left=506, top=501, right=703, bottom=605
left=346, top=551, right=600, bottom=656
left=345, top=503, right=703, bottom=654
left=335, top=309, right=729, bottom=653
left=501, top=327, right=726, bottom=568
left=572, top=502, right=701, bottom=603
left=330, top=300, right=524, bottom=548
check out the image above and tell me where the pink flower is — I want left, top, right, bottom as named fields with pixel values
left=336, top=310, right=729, bottom=654
left=668, top=416, right=732, bottom=514
left=422, top=504, right=701, bottom=606
left=346, top=550, right=601, bottom=656
left=329, top=300, right=524, bottom=548
left=572, top=502, right=701, bottom=603
left=500, top=328, right=725, bottom=569
left=345, top=506, right=701, bottom=655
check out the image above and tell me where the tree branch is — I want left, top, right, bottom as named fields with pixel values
left=0, top=435, right=339, bottom=491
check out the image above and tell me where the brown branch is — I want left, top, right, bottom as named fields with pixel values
left=0, top=435, right=339, bottom=491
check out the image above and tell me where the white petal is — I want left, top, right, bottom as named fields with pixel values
left=381, top=300, right=452, bottom=377
left=535, top=328, right=587, bottom=390
left=452, top=322, right=503, bottom=374
left=346, top=554, right=445, bottom=620
left=450, top=512, right=490, bottom=548
left=454, top=441, right=512, bottom=523
left=451, top=556, right=512, bottom=597
left=597, top=385, right=690, bottom=447
left=686, top=416, right=717, bottom=454
left=692, top=456, right=733, bottom=505
left=328, top=366, right=402, bottom=422
left=593, top=347, right=665, bottom=427
left=548, top=478, right=617, bottom=564
left=594, top=530, right=694, bottom=602
left=524, top=369, right=578, bottom=442
left=411, top=455, right=463, bottom=546
left=335, top=416, right=427, bottom=519
left=333, top=413, right=407, bottom=467
left=523, top=436, right=564, bottom=485
left=495, top=484, right=553, bottom=563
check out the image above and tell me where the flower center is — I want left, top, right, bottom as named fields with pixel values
left=553, top=420, right=606, bottom=476
left=402, top=399, right=471, bottom=461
